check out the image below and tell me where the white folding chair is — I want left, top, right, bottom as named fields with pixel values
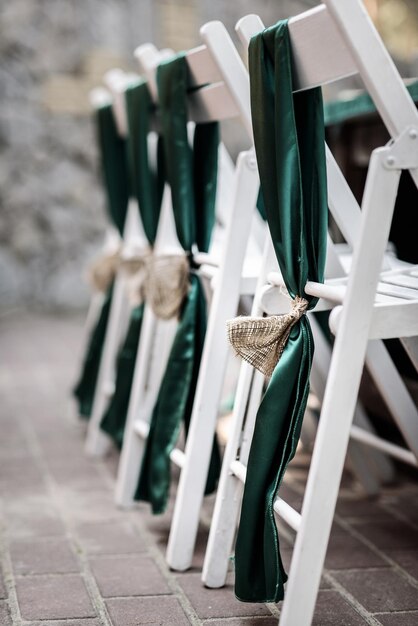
left=84, top=62, right=161, bottom=457
left=114, top=41, right=260, bottom=506
left=84, top=44, right=185, bottom=457
left=202, top=5, right=418, bottom=624
left=166, top=15, right=404, bottom=573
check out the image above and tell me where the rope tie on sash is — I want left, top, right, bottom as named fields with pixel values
left=144, top=254, right=190, bottom=320
left=227, top=296, right=309, bottom=378
left=120, top=248, right=152, bottom=307
left=87, top=248, right=120, bottom=293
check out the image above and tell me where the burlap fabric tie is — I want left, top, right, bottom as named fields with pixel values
left=87, top=249, right=120, bottom=293
left=227, top=296, right=308, bottom=378
left=120, top=249, right=152, bottom=307
left=144, top=254, right=190, bottom=320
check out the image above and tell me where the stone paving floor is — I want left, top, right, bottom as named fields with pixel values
left=1, top=312, right=418, bottom=626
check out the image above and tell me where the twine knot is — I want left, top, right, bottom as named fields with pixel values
left=87, top=249, right=120, bottom=293
left=144, top=254, right=190, bottom=320
left=227, top=296, right=309, bottom=377
left=120, top=249, right=152, bottom=307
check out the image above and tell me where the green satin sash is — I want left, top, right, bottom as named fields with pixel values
left=234, top=21, right=327, bottom=603
left=135, top=54, right=221, bottom=513
left=73, top=104, right=129, bottom=418
left=100, top=82, right=164, bottom=446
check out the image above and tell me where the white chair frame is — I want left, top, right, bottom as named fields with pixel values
left=114, top=42, right=261, bottom=507
left=202, top=5, right=418, bottom=625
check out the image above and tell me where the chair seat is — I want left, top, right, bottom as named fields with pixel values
left=261, top=264, right=418, bottom=339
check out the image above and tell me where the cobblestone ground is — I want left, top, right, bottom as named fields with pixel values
left=1, top=313, right=418, bottom=626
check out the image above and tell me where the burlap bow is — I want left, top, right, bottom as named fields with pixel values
left=87, top=249, right=120, bottom=293
left=227, top=296, right=309, bottom=377
left=121, top=250, right=152, bottom=307
left=144, top=254, right=190, bottom=320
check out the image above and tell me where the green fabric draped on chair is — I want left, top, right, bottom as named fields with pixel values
left=234, top=20, right=328, bottom=603
left=134, top=53, right=221, bottom=514
left=100, top=81, right=165, bottom=447
left=73, top=103, right=129, bottom=418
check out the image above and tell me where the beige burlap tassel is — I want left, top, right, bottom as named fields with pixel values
left=121, top=250, right=152, bottom=307
left=227, top=296, right=309, bottom=378
left=144, top=254, right=190, bottom=320
left=87, top=250, right=120, bottom=293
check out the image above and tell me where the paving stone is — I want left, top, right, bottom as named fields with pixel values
left=75, top=521, right=146, bottom=555
left=28, top=621, right=101, bottom=626
left=90, top=555, right=171, bottom=597
left=395, top=497, right=418, bottom=526
left=351, top=520, right=418, bottom=551
left=312, top=590, right=369, bottom=625
left=376, top=612, right=418, bottom=625
left=58, top=490, right=126, bottom=523
left=0, top=601, right=12, bottom=626
left=336, top=496, right=395, bottom=521
left=325, top=528, right=386, bottom=570
left=4, top=496, right=66, bottom=539
left=386, top=550, right=418, bottom=581
left=106, top=596, right=190, bottom=625
left=333, top=568, right=418, bottom=613
left=203, top=616, right=277, bottom=626
left=10, top=537, right=79, bottom=574
left=47, top=462, right=108, bottom=492
left=15, top=574, right=96, bottom=621
left=178, top=572, right=271, bottom=619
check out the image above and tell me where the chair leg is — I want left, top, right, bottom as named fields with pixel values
left=202, top=364, right=265, bottom=587
left=166, top=151, right=260, bottom=571
left=400, top=336, right=418, bottom=374
left=310, top=316, right=394, bottom=491
left=365, top=339, right=418, bottom=460
left=280, top=148, right=400, bottom=626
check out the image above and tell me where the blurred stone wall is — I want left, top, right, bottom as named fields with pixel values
left=1, top=0, right=416, bottom=312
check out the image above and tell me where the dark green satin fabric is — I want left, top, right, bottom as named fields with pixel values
left=99, top=303, right=144, bottom=446
left=100, top=82, right=164, bottom=446
left=234, top=21, right=327, bottom=603
left=125, top=81, right=165, bottom=242
left=135, top=274, right=220, bottom=512
left=96, top=103, right=130, bottom=236
left=135, top=54, right=221, bottom=513
left=73, top=104, right=130, bottom=418
left=73, top=284, right=113, bottom=418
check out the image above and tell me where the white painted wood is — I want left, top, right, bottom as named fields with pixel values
left=281, top=148, right=401, bottom=626
left=400, top=336, right=418, bottom=374
left=202, top=238, right=274, bottom=588
left=165, top=19, right=269, bottom=572
left=165, top=151, right=260, bottom=571
left=350, top=426, right=418, bottom=467
left=203, top=12, right=418, bottom=624
left=169, top=448, right=186, bottom=468
left=186, top=45, right=222, bottom=87
left=115, top=42, right=252, bottom=513
left=85, top=199, right=148, bottom=457
left=84, top=60, right=157, bottom=457
left=200, top=21, right=254, bottom=142
left=273, top=499, right=302, bottom=532
left=188, top=83, right=239, bottom=123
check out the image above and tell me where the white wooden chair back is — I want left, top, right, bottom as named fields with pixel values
left=114, top=36, right=260, bottom=510
left=202, top=4, right=418, bottom=624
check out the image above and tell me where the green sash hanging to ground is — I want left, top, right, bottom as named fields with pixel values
left=73, top=104, right=129, bottom=418
left=135, top=54, right=221, bottom=514
left=100, top=81, right=165, bottom=447
left=234, top=21, right=328, bottom=603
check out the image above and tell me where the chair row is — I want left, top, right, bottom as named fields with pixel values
left=73, top=2, right=418, bottom=624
